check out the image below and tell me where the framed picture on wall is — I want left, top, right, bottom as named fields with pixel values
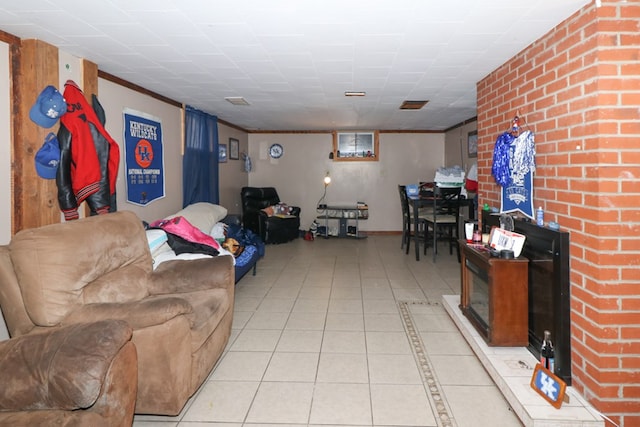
left=468, top=130, right=478, bottom=158
left=331, top=131, right=379, bottom=161
left=219, top=144, right=227, bottom=163
left=229, top=138, right=239, bottom=160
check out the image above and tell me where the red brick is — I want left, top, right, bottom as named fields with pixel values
left=598, top=20, right=640, bottom=34
left=621, top=122, right=640, bottom=134
left=621, top=270, right=640, bottom=282
left=622, top=358, right=640, bottom=370
left=585, top=166, right=637, bottom=179
left=573, top=285, right=621, bottom=310
left=570, top=67, right=600, bottom=86
left=621, top=416, right=640, bottom=427
left=573, top=178, right=618, bottom=193
left=589, top=398, right=640, bottom=414
left=570, top=151, right=618, bottom=165
left=597, top=33, right=619, bottom=47
left=621, top=326, right=640, bottom=339
left=600, top=283, right=640, bottom=296
left=598, top=93, right=620, bottom=106
left=598, top=77, right=625, bottom=91
left=620, top=33, right=640, bottom=46
left=556, top=214, right=583, bottom=231
left=598, top=136, right=640, bottom=150
left=598, top=61, right=620, bottom=77
left=599, top=107, right=640, bottom=120
left=621, top=209, right=640, bottom=222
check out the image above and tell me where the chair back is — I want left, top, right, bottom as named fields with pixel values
left=398, top=185, right=410, bottom=218
left=433, top=186, right=462, bottom=219
left=241, top=187, right=281, bottom=232
left=419, top=182, right=435, bottom=197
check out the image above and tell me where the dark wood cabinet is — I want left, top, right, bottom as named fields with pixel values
left=459, top=242, right=529, bottom=346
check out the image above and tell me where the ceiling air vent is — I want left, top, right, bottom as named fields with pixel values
left=225, top=97, right=250, bottom=106
left=400, top=100, right=428, bottom=110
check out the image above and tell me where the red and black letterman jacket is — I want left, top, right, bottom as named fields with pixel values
left=56, top=80, right=120, bottom=220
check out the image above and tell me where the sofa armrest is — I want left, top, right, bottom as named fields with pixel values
left=0, top=320, right=132, bottom=411
left=149, top=255, right=234, bottom=295
left=61, top=297, right=192, bottom=329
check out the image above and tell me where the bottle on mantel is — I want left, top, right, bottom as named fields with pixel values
left=540, top=330, right=555, bottom=372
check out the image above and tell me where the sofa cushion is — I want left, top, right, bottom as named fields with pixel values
left=9, top=211, right=151, bottom=326
left=166, top=203, right=228, bottom=234
left=0, top=320, right=132, bottom=411
left=171, top=288, right=231, bottom=352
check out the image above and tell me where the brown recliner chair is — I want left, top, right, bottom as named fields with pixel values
left=0, top=320, right=137, bottom=427
left=0, top=210, right=235, bottom=416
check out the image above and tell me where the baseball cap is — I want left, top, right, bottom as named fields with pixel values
left=29, top=85, right=67, bottom=128
left=34, top=133, right=61, bottom=179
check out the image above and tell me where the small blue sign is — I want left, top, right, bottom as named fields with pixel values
left=530, top=364, right=566, bottom=409
left=501, top=163, right=534, bottom=219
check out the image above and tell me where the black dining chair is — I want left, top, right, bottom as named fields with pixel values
left=423, top=186, right=462, bottom=262
left=398, top=185, right=430, bottom=253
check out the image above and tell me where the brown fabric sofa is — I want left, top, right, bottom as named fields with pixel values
left=0, top=210, right=235, bottom=416
left=0, top=320, right=137, bottom=427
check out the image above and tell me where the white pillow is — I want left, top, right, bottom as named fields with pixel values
left=152, top=249, right=235, bottom=270
left=146, top=229, right=168, bottom=253
left=165, top=203, right=228, bottom=234
left=210, top=222, right=227, bottom=241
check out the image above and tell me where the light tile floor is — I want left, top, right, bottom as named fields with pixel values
left=133, top=235, right=523, bottom=427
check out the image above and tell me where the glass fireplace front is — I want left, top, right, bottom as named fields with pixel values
left=465, top=256, right=490, bottom=335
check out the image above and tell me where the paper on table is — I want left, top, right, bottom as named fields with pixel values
left=488, top=227, right=526, bottom=257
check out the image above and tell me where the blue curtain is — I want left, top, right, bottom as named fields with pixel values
left=183, top=106, right=219, bottom=207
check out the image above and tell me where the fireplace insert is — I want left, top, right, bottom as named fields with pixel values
left=482, top=211, right=571, bottom=384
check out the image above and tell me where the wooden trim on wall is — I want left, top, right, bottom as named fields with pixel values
left=219, top=118, right=248, bottom=133
left=81, top=59, right=98, bottom=218
left=0, top=29, right=20, bottom=45
left=82, top=59, right=98, bottom=102
left=444, top=116, right=477, bottom=133
left=248, top=129, right=442, bottom=134
left=7, top=33, right=21, bottom=236
left=98, top=69, right=183, bottom=109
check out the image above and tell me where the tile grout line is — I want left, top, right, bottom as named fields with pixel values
left=398, top=300, right=457, bottom=427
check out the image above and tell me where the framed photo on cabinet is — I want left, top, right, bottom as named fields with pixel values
left=229, top=138, right=239, bottom=160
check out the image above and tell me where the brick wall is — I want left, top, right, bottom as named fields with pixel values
left=476, top=1, right=640, bottom=425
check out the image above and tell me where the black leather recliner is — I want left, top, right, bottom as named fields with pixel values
left=241, top=187, right=301, bottom=244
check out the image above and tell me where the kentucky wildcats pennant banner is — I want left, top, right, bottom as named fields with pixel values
left=501, top=168, right=534, bottom=219
left=494, top=130, right=536, bottom=219
left=123, top=108, right=165, bottom=206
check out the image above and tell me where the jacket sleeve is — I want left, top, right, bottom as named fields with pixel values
left=56, top=124, right=79, bottom=220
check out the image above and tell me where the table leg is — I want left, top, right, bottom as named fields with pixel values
left=413, top=200, right=420, bottom=261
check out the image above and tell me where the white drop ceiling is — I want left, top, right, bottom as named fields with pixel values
left=0, top=0, right=589, bottom=131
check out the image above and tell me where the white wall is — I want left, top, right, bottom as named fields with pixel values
left=0, top=42, right=9, bottom=340
left=248, top=132, right=445, bottom=231
left=98, top=78, right=184, bottom=223
left=218, top=123, right=249, bottom=215
left=445, top=119, right=478, bottom=174
left=0, top=42, right=10, bottom=246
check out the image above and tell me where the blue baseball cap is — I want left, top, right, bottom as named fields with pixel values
left=29, top=85, right=67, bottom=128
left=34, top=133, right=61, bottom=179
